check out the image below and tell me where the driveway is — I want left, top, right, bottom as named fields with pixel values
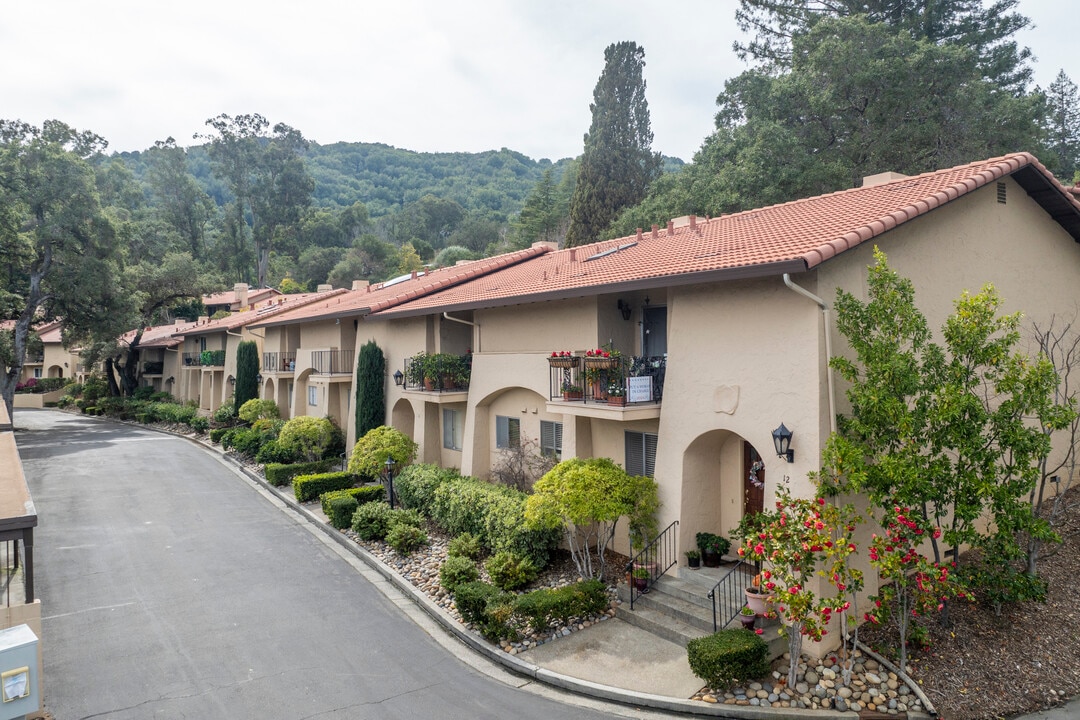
left=15, top=410, right=663, bottom=719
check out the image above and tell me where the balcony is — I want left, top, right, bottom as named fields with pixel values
left=547, top=354, right=665, bottom=419
left=24, top=354, right=44, bottom=365
left=311, top=350, right=354, bottom=376
left=263, top=351, right=297, bottom=373
left=182, top=350, right=225, bottom=367
left=143, top=361, right=164, bottom=375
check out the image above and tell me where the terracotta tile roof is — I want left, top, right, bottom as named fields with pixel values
left=371, top=153, right=1080, bottom=318
left=122, top=320, right=201, bottom=349
left=247, top=245, right=553, bottom=328
left=173, top=289, right=348, bottom=337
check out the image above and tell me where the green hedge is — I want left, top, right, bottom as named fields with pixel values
left=264, top=460, right=336, bottom=487
left=320, top=486, right=386, bottom=529
left=293, top=471, right=358, bottom=503
left=440, top=556, right=479, bottom=593
left=686, top=630, right=771, bottom=689
left=511, top=579, right=608, bottom=633
left=396, top=463, right=559, bottom=568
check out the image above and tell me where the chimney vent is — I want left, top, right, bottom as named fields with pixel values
left=352, top=280, right=369, bottom=291
left=569, top=248, right=577, bottom=261
left=636, top=228, right=643, bottom=241
left=316, top=283, right=332, bottom=293
left=666, top=220, right=674, bottom=234
left=689, top=215, right=697, bottom=231
left=233, top=283, right=248, bottom=309
left=651, top=224, right=659, bottom=239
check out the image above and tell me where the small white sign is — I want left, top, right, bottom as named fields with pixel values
left=627, top=376, right=652, bottom=402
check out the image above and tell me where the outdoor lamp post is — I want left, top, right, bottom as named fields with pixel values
left=772, top=422, right=794, bottom=463
left=384, top=457, right=397, bottom=508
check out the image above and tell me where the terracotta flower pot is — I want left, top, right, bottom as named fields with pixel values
left=745, top=588, right=772, bottom=615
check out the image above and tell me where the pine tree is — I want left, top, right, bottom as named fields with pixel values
left=564, top=42, right=662, bottom=248
left=1047, top=70, right=1080, bottom=182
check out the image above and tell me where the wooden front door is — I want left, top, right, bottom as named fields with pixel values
left=743, top=442, right=764, bottom=516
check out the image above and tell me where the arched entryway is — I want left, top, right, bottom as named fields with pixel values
left=391, top=398, right=415, bottom=440
left=680, top=430, right=766, bottom=555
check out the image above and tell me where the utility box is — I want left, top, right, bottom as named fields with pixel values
left=0, top=625, right=38, bottom=719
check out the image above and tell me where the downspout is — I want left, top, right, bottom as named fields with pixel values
left=782, top=274, right=837, bottom=435
left=442, top=312, right=480, bottom=353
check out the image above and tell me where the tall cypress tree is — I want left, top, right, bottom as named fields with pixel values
left=564, top=41, right=662, bottom=248
left=355, top=340, right=385, bottom=441
left=234, top=340, right=259, bottom=413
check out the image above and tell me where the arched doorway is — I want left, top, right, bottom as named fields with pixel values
left=391, top=398, right=416, bottom=440
left=680, top=430, right=766, bottom=554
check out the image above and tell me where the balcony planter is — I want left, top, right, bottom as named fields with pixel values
left=608, top=395, right=626, bottom=407
left=548, top=355, right=579, bottom=369
left=562, top=389, right=583, bottom=401
left=584, top=356, right=618, bottom=370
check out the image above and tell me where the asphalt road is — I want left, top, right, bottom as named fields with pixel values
left=15, top=410, right=658, bottom=720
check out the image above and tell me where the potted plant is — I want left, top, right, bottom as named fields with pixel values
left=685, top=549, right=701, bottom=568
left=607, top=383, right=626, bottom=406
left=561, top=380, right=583, bottom=400
left=696, top=532, right=730, bottom=567
left=739, top=605, right=757, bottom=630
left=631, top=566, right=650, bottom=591
left=405, top=353, right=427, bottom=389
left=548, top=350, right=579, bottom=369
left=744, top=573, right=771, bottom=615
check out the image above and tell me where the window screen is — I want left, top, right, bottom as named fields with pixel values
left=625, top=431, right=658, bottom=477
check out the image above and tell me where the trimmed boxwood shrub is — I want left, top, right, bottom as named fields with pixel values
left=319, top=486, right=386, bottom=528
left=278, top=416, right=337, bottom=463
left=352, top=501, right=395, bottom=540
left=453, top=581, right=517, bottom=641
left=447, top=532, right=482, bottom=560
left=209, top=427, right=230, bottom=444
left=686, top=629, right=770, bottom=690
left=385, top=523, right=427, bottom=554
left=264, top=460, right=335, bottom=487
left=440, top=556, right=479, bottom=593
left=394, top=463, right=458, bottom=515
left=292, top=471, right=357, bottom=503
left=511, top=579, right=608, bottom=633
left=485, top=551, right=537, bottom=592
left=255, top=439, right=298, bottom=464
left=188, top=416, right=209, bottom=433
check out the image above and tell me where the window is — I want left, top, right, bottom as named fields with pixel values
left=32, top=368, right=42, bottom=379
left=625, top=431, right=658, bottom=477
left=308, top=386, right=318, bottom=406
left=495, top=416, right=520, bottom=449
left=540, top=420, right=563, bottom=459
left=443, top=408, right=463, bottom=451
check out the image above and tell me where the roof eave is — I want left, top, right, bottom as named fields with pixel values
left=368, top=259, right=810, bottom=320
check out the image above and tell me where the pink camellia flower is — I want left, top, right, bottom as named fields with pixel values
left=817, top=498, right=825, bottom=506
left=755, top=628, right=763, bottom=635
left=753, top=543, right=764, bottom=555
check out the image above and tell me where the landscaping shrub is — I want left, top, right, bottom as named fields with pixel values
left=255, top=439, right=297, bottom=464
left=209, top=427, right=229, bottom=444
left=385, top=523, right=428, bottom=554
left=292, top=471, right=357, bottom=503
left=686, top=630, right=770, bottom=690
left=348, top=425, right=418, bottom=479
left=227, top=427, right=266, bottom=458
left=238, top=398, right=279, bottom=424
left=325, top=417, right=346, bottom=461
left=212, top=403, right=239, bottom=426
left=394, top=463, right=458, bottom=515
left=352, top=501, right=395, bottom=540
left=319, top=486, right=385, bottom=524
left=453, top=581, right=517, bottom=641
left=188, top=416, right=209, bottom=433
left=485, top=551, right=537, bottom=592
left=62, top=382, right=83, bottom=398
left=264, top=460, right=335, bottom=487
left=250, top=418, right=284, bottom=436
left=511, top=579, right=608, bottom=633
left=447, top=532, right=483, bottom=560
left=439, top=556, right=479, bottom=593
left=324, top=494, right=359, bottom=529
left=278, top=416, right=336, bottom=462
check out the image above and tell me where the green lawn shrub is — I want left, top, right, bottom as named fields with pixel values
left=188, top=416, right=209, bottom=433
left=511, top=579, right=608, bottom=633
left=264, top=460, right=335, bottom=487
left=292, top=471, right=357, bottom=503
left=453, top=581, right=517, bottom=641
left=351, top=501, right=395, bottom=540
left=226, top=427, right=265, bottom=457
left=385, top=523, right=428, bottom=554
left=447, top=532, right=483, bottom=560
left=255, top=439, right=297, bottom=464
left=209, top=427, right=229, bottom=444
left=439, top=556, right=479, bottom=592
left=394, top=463, right=458, bottom=515
left=238, top=398, right=280, bottom=423
left=319, top=486, right=385, bottom=528
left=278, top=416, right=337, bottom=463
left=212, top=403, right=239, bottom=426
left=485, top=551, right=537, bottom=592
left=686, top=630, right=770, bottom=690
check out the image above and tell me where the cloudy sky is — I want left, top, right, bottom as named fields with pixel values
left=2, top=1, right=1075, bottom=163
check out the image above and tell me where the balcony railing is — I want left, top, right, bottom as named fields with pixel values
left=263, top=351, right=297, bottom=373
left=182, top=350, right=225, bottom=367
left=311, top=350, right=354, bottom=375
left=547, top=354, right=665, bottom=404
left=143, top=361, right=164, bottom=375
left=401, top=353, right=472, bottom=391
left=24, top=354, right=44, bottom=364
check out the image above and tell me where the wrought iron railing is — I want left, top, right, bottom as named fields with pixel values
left=311, top=350, right=354, bottom=375
left=143, top=361, right=164, bottom=375
left=625, top=520, right=679, bottom=609
left=182, top=352, right=201, bottom=366
left=708, top=560, right=759, bottom=631
left=547, top=354, right=665, bottom=404
left=401, top=353, right=472, bottom=390
left=201, top=350, right=226, bottom=367
left=0, top=538, right=32, bottom=606
left=263, top=351, right=297, bottom=372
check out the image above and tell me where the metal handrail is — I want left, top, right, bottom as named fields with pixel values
left=625, top=520, right=678, bottom=609
left=707, top=559, right=759, bottom=631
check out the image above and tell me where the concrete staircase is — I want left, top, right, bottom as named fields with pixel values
left=615, top=564, right=786, bottom=657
